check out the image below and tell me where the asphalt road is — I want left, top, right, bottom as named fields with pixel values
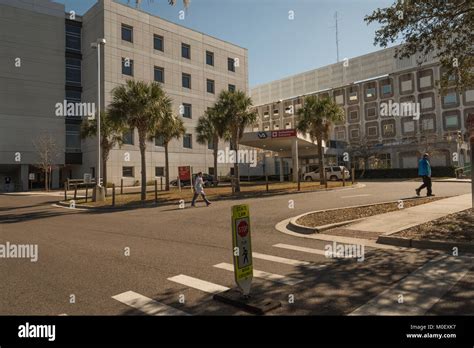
left=0, top=180, right=472, bottom=315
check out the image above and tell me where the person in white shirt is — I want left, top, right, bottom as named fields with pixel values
left=191, top=172, right=211, bottom=207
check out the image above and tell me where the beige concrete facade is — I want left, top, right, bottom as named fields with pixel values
left=79, top=0, right=248, bottom=186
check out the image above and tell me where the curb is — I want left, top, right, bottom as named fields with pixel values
left=286, top=196, right=440, bottom=235
left=377, top=235, right=474, bottom=253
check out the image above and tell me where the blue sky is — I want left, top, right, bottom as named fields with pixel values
left=58, top=0, right=396, bottom=87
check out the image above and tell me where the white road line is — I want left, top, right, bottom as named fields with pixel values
left=213, top=262, right=303, bottom=286
left=349, top=255, right=472, bottom=315
left=273, top=243, right=327, bottom=256
left=253, top=252, right=326, bottom=270
left=341, top=194, right=372, bottom=198
left=168, top=275, right=229, bottom=294
left=112, top=290, right=189, bottom=316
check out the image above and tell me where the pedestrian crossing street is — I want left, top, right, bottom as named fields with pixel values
left=110, top=242, right=371, bottom=315
left=110, top=241, right=472, bottom=316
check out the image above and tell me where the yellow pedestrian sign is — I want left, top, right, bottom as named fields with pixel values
left=231, top=204, right=253, bottom=296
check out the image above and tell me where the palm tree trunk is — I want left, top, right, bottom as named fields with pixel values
left=139, top=133, right=147, bottom=201
left=213, top=135, right=218, bottom=185
left=317, top=136, right=326, bottom=185
left=165, top=143, right=170, bottom=191
left=44, top=169, right=48, bottom=191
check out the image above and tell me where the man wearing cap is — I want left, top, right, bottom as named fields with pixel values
left=416, top=153, right=434, bottom=197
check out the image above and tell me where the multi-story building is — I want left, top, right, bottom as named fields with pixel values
left=0, top=0, right=248, bottom=191
left=249, top=46, right=473, bottom=174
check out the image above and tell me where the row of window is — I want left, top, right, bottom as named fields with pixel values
left=335, top=110, right=470, bottom=141
left=122, top=58, right=236, bottom=93
left=121, top=24, right=237, bottom=72
left=122, top=166, right=216, bottom=178
left=122, top=131, right=215, bottom=150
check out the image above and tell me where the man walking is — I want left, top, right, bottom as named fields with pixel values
left=416, top=153, right=434, bottom=197
left=191, top=172, right=211, bottom=207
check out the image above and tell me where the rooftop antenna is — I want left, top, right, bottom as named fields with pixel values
left=335, top=11, right=340, bottom=62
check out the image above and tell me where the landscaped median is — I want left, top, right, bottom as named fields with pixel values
left=289, top=197, right=442, bottom=234
left=57, top=180, right=358, bottom=209
left=286, top=193, right=474, bottom=253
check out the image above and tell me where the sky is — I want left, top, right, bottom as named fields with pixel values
left=57, top=0, right=396, bottom=88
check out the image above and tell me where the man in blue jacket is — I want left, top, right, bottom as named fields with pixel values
left=416, top=153, right=434, bottom=197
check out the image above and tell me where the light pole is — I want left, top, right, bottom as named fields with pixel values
left=91, top=38, right=106, bottom=202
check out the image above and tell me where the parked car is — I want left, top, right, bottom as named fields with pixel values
left=304, top=166, right=350, bottom=181
left=170, top=173, right=218, bottom=187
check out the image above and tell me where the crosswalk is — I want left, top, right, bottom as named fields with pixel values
left=110, top=241, right=470, bottom=316
left=111, top=241, right=355, bottom=316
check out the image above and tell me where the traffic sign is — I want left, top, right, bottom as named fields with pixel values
left=231, top=204, right=253, bottom=296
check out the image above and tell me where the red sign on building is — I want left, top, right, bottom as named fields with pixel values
left=271, top=129, right=296, bottom=138
left=178, top=166, right=191, bottom=181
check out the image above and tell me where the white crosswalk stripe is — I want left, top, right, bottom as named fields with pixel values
left=112, top=290, right=189, bottom=316
left=273, top=243, right=327, bottom=256
left=253, top=252, right=326, bottom=270
left=213, top=262, right=303, bottom=286
left=168, top=274, right=229, bottom=294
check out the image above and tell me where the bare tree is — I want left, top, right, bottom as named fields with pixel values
left=33, top=134, right=60, bottom=191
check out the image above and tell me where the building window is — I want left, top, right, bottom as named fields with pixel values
left=121, top=24, right=133, bottom=43
left=181, top=43, right=191, bottom=59
left=122, top=58, right=134, bottom=76
left=208, top=167, right=215, bottom=175
left=183, top=134, right=192, bottom=148
left=285, top=122, right=292, bottom=129
left=155, top=167, right=165, bottom=177
left=420, top=115, right=435, bottom=132
left=402, top=119, right=416, bottom=134
left=350, top=128, right=360, bottom=139
left=336, top=130, right=345, bottom=140
left=66, top=58, right=81, bottom=85
left=443, top=111, right=460, bottom=130
left=228, top=57, right=235, bottom=72
left=349, top=91, right=358, bottom=102
left=123, top=129, right=134, bottom=145
left=206, top=51, right=214, bottom=66
left=154, top=66, right=164, bottom=83
left=419, top=93, right=434, bottom=111
left=65, top=23, right=81, bottom=52
left=182, top=103, right=192, bottom=118
left=208, top=140, right=215, bottom=150
left=155, top=135, right=164, bottom=146
left=182, top=73, right=191, bottom=89
left=154, top=34, right=164, bottom=51
left=382, top=123, right=395, bottom=137
left=66, top=89, right=81, bottom=103
left=65, top=124, right=81, bottom=152
left=367, top=125, right=378, bottom=137
left=378, top=154, right=392, bottom=169
left=207, top=79, right=215, bottom=94
left=380, top=80, right=393, bottom=98
left=122, top=166, right=134, bottom=177
left=443, top=92, right=458, bottom=107
left=274, top=124, right=280, bottom=130
left=263, top=111, right=269, bottom=118
left=400, top=73, right=414, bottom=94
left=349, top=110, right=358, bottom=121
left=228, top=84, right=236, bottom=92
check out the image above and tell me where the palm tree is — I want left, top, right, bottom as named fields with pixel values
left=128, top=0, right=190, bottom=8
left=296, top=96, right=345, bottom=184
left=153, top=111, right=186, bottom=191
left=214, top=90, right=257, bottom=192
left=196, top=107, right=229, bottom=184
left=81, top=112, right=125, bottom=193
left=108, top=80, right=169, bottom=201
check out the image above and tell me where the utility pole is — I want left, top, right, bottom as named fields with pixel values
left=335, top=11, right=340, bottom=62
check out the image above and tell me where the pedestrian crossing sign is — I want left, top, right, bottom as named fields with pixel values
left=231, top=204, right=253, bottom=296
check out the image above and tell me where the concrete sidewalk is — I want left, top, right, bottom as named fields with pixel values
left=346, top=194, right=472, bottom=235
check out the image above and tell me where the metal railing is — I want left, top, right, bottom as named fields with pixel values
left=454, top=164, right=471, bottom=178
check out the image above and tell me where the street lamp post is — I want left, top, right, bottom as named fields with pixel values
left=91, top=38, right=106, bottom=202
